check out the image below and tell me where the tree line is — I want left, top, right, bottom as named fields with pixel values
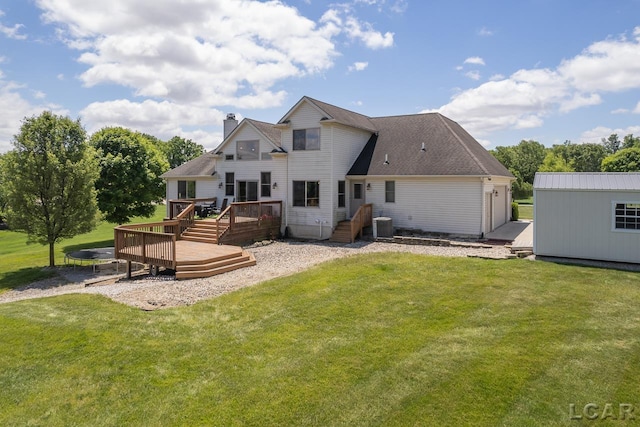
left=0, top=111, right=205, bottom=266
left=491, top=134, right=640, bottom=199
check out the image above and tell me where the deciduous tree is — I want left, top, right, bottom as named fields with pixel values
left=601, top=147, right=640, bottom=172
left=165, top=136, right=205, bottom=169
left=92, top=127, right=169, bottom=224
left=1, top=112, right=99, bottom=266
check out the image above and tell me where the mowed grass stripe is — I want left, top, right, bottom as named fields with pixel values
left=1, top=254, right=640, bottom=426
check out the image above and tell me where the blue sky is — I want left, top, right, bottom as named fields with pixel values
left=1, top=0, right=640, bottom=153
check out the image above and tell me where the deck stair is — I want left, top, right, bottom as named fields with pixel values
left=175, top=249, right=256, bottom=280
left=330, top=220, right=353, bottom=243
left=180, top=219, right=227, bottom=244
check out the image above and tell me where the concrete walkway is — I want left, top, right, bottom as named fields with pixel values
left=485, top=220, right=533, bottom=250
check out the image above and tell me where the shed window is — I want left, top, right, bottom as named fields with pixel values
left=614, top=202, right=640, bottom=231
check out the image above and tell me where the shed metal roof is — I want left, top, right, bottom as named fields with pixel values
left=534, top=172, right=640, bottom=191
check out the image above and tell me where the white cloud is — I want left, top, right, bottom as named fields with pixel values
left=32, top=90, right=46, bottom=99
left=34, top=0, right=394, bottom=114
left=611, top=108, right=630, bottom=114
left=634, top=101, right=640, bottom=114
left=580, top=125, right=640, bottom=144
left=390, top=0, right=408, bottom=14
left=0, top=10, right=27, bottom=40
left=465, top=70, right=481, bottom=81
left=489, top=74, right=505, bottom=81
left=81, top=99, right=227, bottom=149
left=344, top=16, right=394, bottom=49
left=429, top=27, right=640, bottom=137
left=464, top=57, right=485, bottom=66
left=0, top=72, right=67, bottom=152
left=478, top=27, right=493, bottom=36
left=348, top=61, right=369, bottom=72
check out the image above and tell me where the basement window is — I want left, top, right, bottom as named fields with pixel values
left=614, top=202, right=640, bottom=231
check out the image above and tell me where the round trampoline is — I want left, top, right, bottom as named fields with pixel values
left=64, top=247, right=119, bottom=273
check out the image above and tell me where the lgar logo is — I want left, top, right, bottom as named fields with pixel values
left=570, top=403, right=635, bottom=421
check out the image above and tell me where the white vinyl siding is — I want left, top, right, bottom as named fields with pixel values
left=214, top=122, right=287, bottom=207
left=534, top=189, right=640, bottom=263
left=366, top=178, right=483, bottom=236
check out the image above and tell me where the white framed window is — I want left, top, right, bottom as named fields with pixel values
left=338, top=181, right=345, bottom=208
left=237, top=140, right=259, bottom=160
left=385, top=181, right=395, bottom=203
left=178, top=180, right=196, bottom=199
left=225, top=154, right=234, bottom=161
left=293, top=128, right=320, bottom=151
left=225, top=172, right=234, bottom=196
left=613, top=202, right=640, bottom=231
left=261, top=172, right=271, bottom=197
left=293, top=181, right=320, bottom=207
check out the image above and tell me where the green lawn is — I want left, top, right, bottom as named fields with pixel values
left=1, top=253, right=639, bottom=426
left=0, top=205, right=166, bottom=292
left=518, top=204, right=533, bottom=220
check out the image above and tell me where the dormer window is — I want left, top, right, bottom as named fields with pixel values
left=293, top=128, right=320, bottom=151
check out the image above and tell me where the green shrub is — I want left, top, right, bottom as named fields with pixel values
left=511, top=202, right=519, bottom=221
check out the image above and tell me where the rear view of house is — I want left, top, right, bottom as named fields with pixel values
left=162, top=96, right=514, bottom=240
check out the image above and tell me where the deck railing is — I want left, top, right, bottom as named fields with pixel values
left=114, top=221, right=178, bottom=270
left=349, top=203, right=373, bottom=243
left=115, top=200, right=284, bottom=273
left=215, top=200, right=283, bottom=245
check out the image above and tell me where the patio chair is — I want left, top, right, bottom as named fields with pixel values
left=213, top=198, right=228, bottom=215
left=200, top=201, right=217, bottom=217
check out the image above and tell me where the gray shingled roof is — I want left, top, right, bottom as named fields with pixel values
left=160, top=154, right=216, bottom=178
left=348, top=113, right=513, bottom=177
left=534, top=172, right=640, bottom=190
left=279, top=96, right=377, bottom=132
left=246, top=118, right=281, bottom=147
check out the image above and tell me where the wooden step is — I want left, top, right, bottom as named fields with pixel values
left=175, top=249, right=242, bottom=267
left=181, top=235, right=218, bottom=244
left=177, top=253, right=248, bottom=271
left=175, top=251, right=256, bottom=279
left=330, top=221, right=354, bottom=243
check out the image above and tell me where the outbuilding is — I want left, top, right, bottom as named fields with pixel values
left=533, top=172, right=640, bottom=264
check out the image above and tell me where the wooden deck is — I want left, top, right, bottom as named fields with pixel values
left=115, top=200, right=280, bottom=279
left=174, top=241, right=255, bottom=280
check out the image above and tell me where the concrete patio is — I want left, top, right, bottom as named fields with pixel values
left=485, top=220, right=533, bottom=251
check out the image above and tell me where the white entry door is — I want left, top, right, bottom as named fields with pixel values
left=350, top=181, right=365, bottom=217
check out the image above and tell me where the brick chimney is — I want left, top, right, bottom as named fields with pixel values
left=223, top=113, right=238, bottom=139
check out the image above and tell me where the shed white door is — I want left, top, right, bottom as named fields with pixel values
left=350, top=181, right=365, bottom=217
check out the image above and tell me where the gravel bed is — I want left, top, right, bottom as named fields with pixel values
left=0, top=240, right=511, bottom=310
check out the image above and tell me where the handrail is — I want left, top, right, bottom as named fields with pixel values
left=349, top=203, right=373, bottom=243
left=215, top=204, right=233, bottom=241
left=175, top=202, right=195, bottom=236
